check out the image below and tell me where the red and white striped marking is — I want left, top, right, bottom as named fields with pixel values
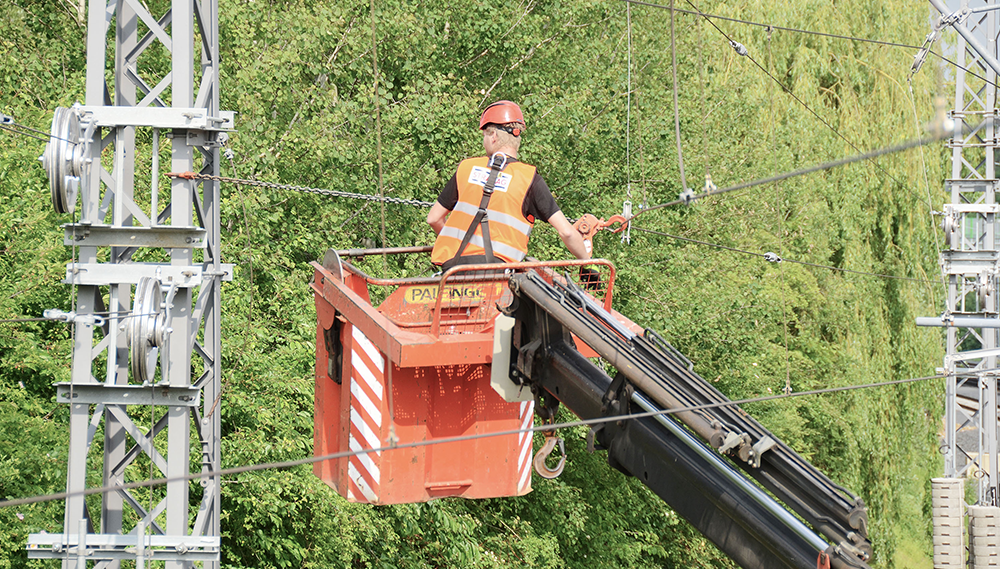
left=346, top=326, right=385, bottom=503
left=517, top=400, right=535, bottom=493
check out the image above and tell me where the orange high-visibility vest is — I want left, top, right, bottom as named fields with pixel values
left=431, top=156, right=537, bottom=265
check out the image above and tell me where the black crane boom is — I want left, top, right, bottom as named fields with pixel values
left=504, top=270, right=870, bottom=569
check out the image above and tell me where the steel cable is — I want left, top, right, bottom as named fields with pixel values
left=632, top=225, right=942, bottom=285
left=0, top=373, right=943, bottom=509
left=628, top=130, right=950, bottom=215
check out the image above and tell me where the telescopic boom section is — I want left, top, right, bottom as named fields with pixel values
left=503, top=270, right=871, bottom=569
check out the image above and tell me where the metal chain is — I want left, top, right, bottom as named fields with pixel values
left=167, top=171, right=434, bottom=207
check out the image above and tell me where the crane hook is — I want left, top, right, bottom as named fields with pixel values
left=533, top=431, right=566, bottom=479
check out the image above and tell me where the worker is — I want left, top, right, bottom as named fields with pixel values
left=427, top=100, right=591, bottom=270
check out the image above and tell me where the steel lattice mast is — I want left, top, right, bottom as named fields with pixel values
left=925, top=0, right=1000, bottom=567
left=27, top=0, right=232, bottom=564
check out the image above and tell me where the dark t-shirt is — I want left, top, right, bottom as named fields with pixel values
left=436, top=159, right=560, bottom=223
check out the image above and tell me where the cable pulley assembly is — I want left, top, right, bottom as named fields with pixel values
left=977, top=271, right=993, bottom=308
left=41, top=106, right=92, bottom=215
left=127, top=277, right=173, bottom=384
left=940, top=209, right=957, bottom=236
left=729, top=40, right=748, bottom=57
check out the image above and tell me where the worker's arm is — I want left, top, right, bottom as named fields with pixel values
left=548, top=211, right=591, bottom=260
left=427, top=202, right=449, bottom=235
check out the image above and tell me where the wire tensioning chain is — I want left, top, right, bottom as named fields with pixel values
left=167, top=171, right=434, bottom=208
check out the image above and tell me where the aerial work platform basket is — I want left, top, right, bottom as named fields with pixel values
left=309, top=246, right=617, bottom=504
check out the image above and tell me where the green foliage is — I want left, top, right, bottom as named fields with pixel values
left=0, top=0, right=946, bottom=567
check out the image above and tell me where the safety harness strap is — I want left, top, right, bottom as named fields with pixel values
left=442, top=154, right=506, bottom=270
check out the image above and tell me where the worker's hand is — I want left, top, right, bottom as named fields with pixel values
left=550, top=211, right=591, bottom=260
left=573, top=214, right=601, bottom=257
left=579, top=266, right=602, bottom=291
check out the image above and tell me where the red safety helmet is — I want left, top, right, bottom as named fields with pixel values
left=479, top=100, right=525, bottom=135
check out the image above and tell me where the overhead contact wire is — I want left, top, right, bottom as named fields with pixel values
left=0, top=312, right=168, bottom=327
left=0, top=373, right=944, bottom=509
left=624, top=0, right=919, bottom=48
left=630, top=130, right=951, bottom=214
left=620, top=1, right=1000, bottom=89
left=0, top=124, right=53, bottom=144
left=0, top=115, right=80, bottom=145
left=632, top=225, right=942, bottom=284
left=685, top=0, right=914, bottom=198
left=652, top=0, right=937, bottom=212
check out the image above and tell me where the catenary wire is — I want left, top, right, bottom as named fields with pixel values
left=624, top=0, right=922, bottom=49
left=635, top=0, right=970, bottom=219
left=907, top=82, right=948, bottom=302
left=632, top=225, right=942, bottom=284
left=623, top=0, right=1000, bottom=89
left=0, top=372, right=944, bottom=509
left=930, top=50, right=1000, bottom=89
left=628, top=129, right=951, bottom=216
left=678, top=0, right=920, bottom=201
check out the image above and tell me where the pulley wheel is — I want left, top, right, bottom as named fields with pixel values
left=979, top=271, right=992, bottom=309
left=128, top=277, right=165, bottom=384
left=42, top=107, right=84, bottom=215
left=941, top=214, right=955, bottom=236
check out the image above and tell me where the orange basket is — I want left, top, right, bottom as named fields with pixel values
left=310, top=247, right=617, bottom=504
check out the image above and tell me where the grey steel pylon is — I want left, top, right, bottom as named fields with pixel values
left=923, top=0, right=1000, bottom=567
left=27, top=0, right=233, bottom=566
left=929, top=0, right=1000, bottom=504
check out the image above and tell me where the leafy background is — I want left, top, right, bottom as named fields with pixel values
left=1, top=0, right=947, bottom=567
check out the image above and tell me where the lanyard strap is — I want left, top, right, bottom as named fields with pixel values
left=451, top=153, right=508, bottom=263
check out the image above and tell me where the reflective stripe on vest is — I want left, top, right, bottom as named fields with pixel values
left=437, top=226, right=526, bottom=261
left=431, top=157, right=536, bottom=265
left=450, top=201, right=533, bottom=235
